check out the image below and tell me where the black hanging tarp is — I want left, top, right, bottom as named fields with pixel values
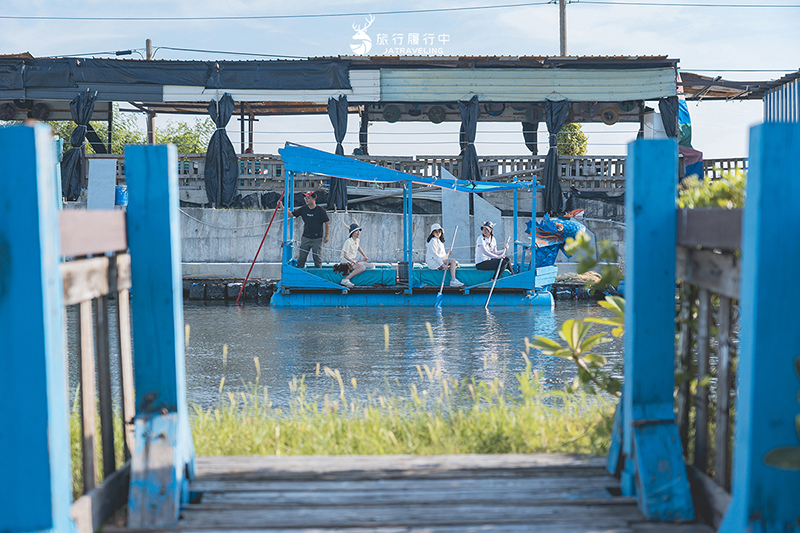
left=327, top=95, right=348, bottom=210
left=204, top=93, right=238, bottom=207
left=60, top=90, right=97, bottom=201
left=458, top=95, right=480, bottom=185
left=522, top=121, right=538, bottom=154
left=542, top=99, right=570, bottom=214
left=658, top=96, right=679, bottom=138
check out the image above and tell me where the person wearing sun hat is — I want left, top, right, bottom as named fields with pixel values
left=339, top=222, right=373, bottom=288
left=425, top=223, right=464, bottom=287
left=475, top=220, right=513, bottom=278
left=286, top=190, right=330, bottom=268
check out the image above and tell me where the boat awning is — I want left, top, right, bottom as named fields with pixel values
left=278, top=143, right=539, bottom=193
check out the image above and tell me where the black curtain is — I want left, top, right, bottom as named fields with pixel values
left=327, top=95, right=348, bottom=210
left=204, top=93, right=238, bottom=207
left=542, top=99, right=570, bottom=214
left=458, top=95, right=480, bottom=185
left=60, top=91, right=97, bottom=201
left=658, top=96, right=679, bottom=138
left=522, top=121, right=538, bottom=154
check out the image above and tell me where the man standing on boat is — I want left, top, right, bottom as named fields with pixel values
left=287, top=191, right=330, bottom=268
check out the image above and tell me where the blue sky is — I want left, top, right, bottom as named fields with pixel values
left=2, top=1, right=798, bottom=158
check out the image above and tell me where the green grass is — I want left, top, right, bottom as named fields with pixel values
left=191, top=355, right=616, bottom=457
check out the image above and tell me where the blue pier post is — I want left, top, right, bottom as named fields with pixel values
left=0, top=124, right=74, bottom=533
left=622, top=138, right=694, bottom=520
left=719, top=123, right=800, bottom=532
left=125, top=145, right=195, bottom=528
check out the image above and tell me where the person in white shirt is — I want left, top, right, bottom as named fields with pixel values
left=340, top=223, right=373, bottom=288
left=425, top=223, right=464, bottom=287
left=475, top=220, right=513, bottom=279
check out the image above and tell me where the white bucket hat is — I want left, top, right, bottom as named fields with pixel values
left=430, top=223, right=443, bottom=233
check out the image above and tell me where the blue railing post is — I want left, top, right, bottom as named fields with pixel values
left=0, top=124, right=74, bottom=533
left=622, top=138, right=694, bottom=520
left=719, top=123, right=800, bottom=532
left=125, top=145, right=195, bottom=528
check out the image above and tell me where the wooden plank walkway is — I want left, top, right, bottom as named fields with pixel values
left=112, top=454, right=714, bottom=532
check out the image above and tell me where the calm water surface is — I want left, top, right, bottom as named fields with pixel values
left=66, top=300, right=622, bottom=410
left=182, top=301, right=622, bottom=409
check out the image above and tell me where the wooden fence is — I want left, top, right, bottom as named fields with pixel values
left=675, top=208, right=741, bottom=527
left=86, top=152, right=744, bottom=198
left=607, top=127, right=800, bottom=531
left=1, top=128, right=195, bottom=532
left=60, top=209, right=136, bottom=531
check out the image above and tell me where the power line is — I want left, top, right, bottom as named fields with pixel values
left=154, top=46, right=306, bottom=60
left=0, top=2, right=552, bottom=21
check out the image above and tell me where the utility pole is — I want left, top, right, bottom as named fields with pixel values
left=145, top=39, right=155, bottom=144
left=559, top=0, right=567, bottom=56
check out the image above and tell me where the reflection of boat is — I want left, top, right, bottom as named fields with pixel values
left=271, top=144, right=558, bottom=307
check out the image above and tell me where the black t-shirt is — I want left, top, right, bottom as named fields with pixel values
left=292, top=205, right=329, bottom=238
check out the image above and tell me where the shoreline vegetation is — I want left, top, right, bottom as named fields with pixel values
left=69, top=355, right=616, bottom=497
left=192, top=356, right=615, bottom=457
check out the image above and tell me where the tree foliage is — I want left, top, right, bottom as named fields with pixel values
left=557, top=123, right=588, bottom=156
left=678, top=169, right=746, bottom=209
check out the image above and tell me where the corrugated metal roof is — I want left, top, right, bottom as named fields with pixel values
left=380, top=67, right=676, bottom=102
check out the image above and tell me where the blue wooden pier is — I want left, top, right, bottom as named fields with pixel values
left=1, top=122, right=798, bottom=532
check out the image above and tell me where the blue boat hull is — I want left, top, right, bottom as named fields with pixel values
left=270, top=289, right=554, bottom=307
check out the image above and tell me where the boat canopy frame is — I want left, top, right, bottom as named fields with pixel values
left=278, top=143, right=542, bottom=293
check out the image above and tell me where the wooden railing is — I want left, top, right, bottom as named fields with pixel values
left=61, top=210, right=136, bottom=532
left=87, top=152, right=744, bottom=197
left=675, top=208, right=741, bottom=527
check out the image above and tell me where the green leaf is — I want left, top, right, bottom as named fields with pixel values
left=582, top=353, right=607, bottom=367
left=764, top=447, right=800, bottom=470
left=577, top=367, right=593, bottom=383
left=527, top=336, right=564, bottom=353
left=580, top=333, right=612, bottom=352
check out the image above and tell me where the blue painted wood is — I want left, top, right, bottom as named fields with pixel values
left=0, top=124, right=73, bottom=533
left=622, top=138, right=693, bottom=520
left=606, top=403, right=623, bottom=476
left=719, top=123, right=800, bottom=533
left=125, top=145, right=194, bottom=527
left=271, top=289, right=553, bottom=307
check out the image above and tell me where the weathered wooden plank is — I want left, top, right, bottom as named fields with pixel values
left=675, top=282, right=695, bottom=450
left=95, top=296, right=116, bottom=478
left=79, top=299, right=99, bottom=493
left=687, top=465, right=731, bottom=530
left=60, top=209, right=127, bottom=257
left=117, top=285, right=136, bottom=461
left=192, top=475, right=617, bottom=494
left=177, top=503, right=646, bottom=529
left=61, top=257, right=111, bottom=305
left=713, top=297, right=734, bottom=492
left=107, top=525, right=638, bottom=533
left=624, top=138, right=694, bottom=521
left=117, top=252, right=132, bottom=290
left=70, top=461, right=130, bottom=533
left=0, top=123, right=73, bottom=533
left=675, top=247, right=739, bottom=300
left=198, top=490, right=628, bottom=508
left=718, top=123, right=800, bottom=532
left=693, top=288, right=711, bottom=473
left=676, top=208, right=741, bottom=251
left=194, top=454, right=606, bottom=478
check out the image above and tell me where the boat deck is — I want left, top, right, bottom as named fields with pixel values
left=113, top=454, right=714, bottom=532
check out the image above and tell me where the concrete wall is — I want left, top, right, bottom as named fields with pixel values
left=179, top=207, right=626, bottom=278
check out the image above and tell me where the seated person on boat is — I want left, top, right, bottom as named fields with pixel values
left=475, top=221, right=513, bottom=278
left=425, top=223, right=464, bottom=288
left=338, top=223, right=373, bottom=288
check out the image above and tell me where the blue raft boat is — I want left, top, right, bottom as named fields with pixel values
left=271, top=144, right=560, bottom=308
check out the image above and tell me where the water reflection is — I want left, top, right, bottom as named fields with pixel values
left=64, top=300, right=622, bottom=411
